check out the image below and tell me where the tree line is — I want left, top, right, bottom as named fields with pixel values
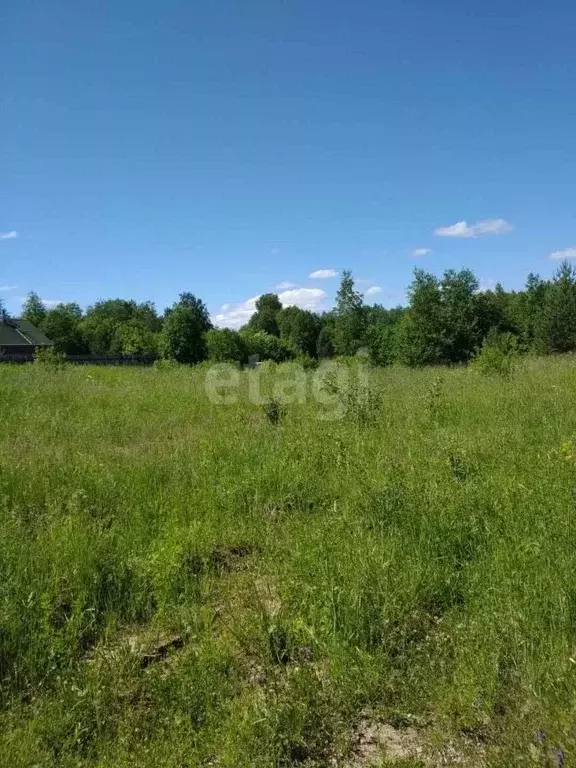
left=3, top=260, right=576, bottom=366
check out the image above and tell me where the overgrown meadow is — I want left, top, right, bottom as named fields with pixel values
left=1, top=358, right=575, bottom=766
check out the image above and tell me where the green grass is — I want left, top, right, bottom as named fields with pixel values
left=0, top=358, right=575, bottom=766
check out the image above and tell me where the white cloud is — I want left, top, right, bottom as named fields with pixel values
left=215, top=287, right=328, bottom=328
left=278, top=287, right=327, bottom=311
left=0, top=285, right=17, bottom=292
left=275, top=281, right=297, bottom=291
left=0, top=231, right=18, bottom=241
left=365, top=286, right=382, bottom=296
left=434, top=219, right=513, bottom=238
left=309, top=269, right=337, bottom=279
left=548, top=247, right=576, bottom=260
left=412, top=248, right=431, bottom=257
left=214, top=296, right=259, bottom=329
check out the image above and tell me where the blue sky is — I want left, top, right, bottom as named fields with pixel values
left=2, top=0, right=575, bottom=325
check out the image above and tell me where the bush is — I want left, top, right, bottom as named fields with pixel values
left=205, top=328, right=249, bottom=365
left=33, top=347, right=67, bottom=368
left=333, top=353, right=371, bottom=367
left=241, top=331, right=294, bottom=363
left=472, top=332, right=519, bottom=376
left=319, top=363, right=382, bottom=425
left=293, top=353, right=318, bottom=371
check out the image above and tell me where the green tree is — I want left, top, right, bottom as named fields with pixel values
left=240, top=330, right=293, bottom=363
left=540, top=261, right=576, bottom=353
left=205, top=328, right=249, bottom=364
left=248, top=293, right=282, bottom=337
left=397, top=268, right=481, bottom=366
left=514, top=273, right=549, bottom=349
left=133, top=300, right=163, bottom=333
left=367, top=324, right=396, bottom=366
left=42, top=303, right=88, bottom=354
left=316, top=324, right=334, bottom=358
left=161, top=295, right=210, bottom=363
left=112, top=320, right=160, bottom=356
left=277, top=306, right=321, bottom=357
left=333, top=271, right=365, bottom=355
left=365, top=305, right=404, bottom=366
left=81, top=299, right=162, bottom=354
left=440, top=268, right=480, bottom=362
left=395, top=270, right=444, bottom=366
left=473, top=283, right=519, bottom=343
left=22, top=292, right=47, bottom=328
left=81, top=300, right=138, bottom=354
left=172, top=293, right=211, bottom=333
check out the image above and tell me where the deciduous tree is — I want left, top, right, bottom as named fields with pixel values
left=205, top=328, right=249, bottom=364
left=248, top=293, right=282, bottom=337
left=277, top=306, right=321, bottom=357
left=161, top=294, right=210, bottom=363
left=42, top=303, right=88, bottom=354
left=333, top=271, right=365, bottom=356
left=21, top=292, right=47, bottom=328
left=540, top=261, right=576, bottom=353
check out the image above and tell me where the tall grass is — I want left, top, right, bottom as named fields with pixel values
left=0, top=358, right=575, bottom=765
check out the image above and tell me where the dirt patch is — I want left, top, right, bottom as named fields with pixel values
left=209, top=543, right=257, bottom=573
left=130, top=632, right=185, bottom=667
left=86, top=628, right=187, bottom=672
left=347, top=718, right=487, bottom=767
left=253, top=575, right=282, bottom=617
left=348, top=719, right=429, bottom=766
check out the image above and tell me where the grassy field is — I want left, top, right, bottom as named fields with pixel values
left=0, top=358, right=575, bottom=766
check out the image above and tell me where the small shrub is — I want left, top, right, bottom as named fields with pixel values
left=473, top=333, right=518, bottom=376
left=241, top=331, right=294, bottom=363
left=263, top=397, right=284, bottom=426
left=341, top=380, right=382, bottom=426
left=424, top=375, right=445, bottom=423
left=33, top=347, right=67, bottom=368
left=319, top=364, right=382, bottom=425
left=293, top=353, right=318, bottom=371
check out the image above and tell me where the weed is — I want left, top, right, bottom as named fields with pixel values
left=33, top=347, right=67, bottom=367
left=320, top=363, right=382, bottom=425
left=263, top=396, right=284, bottom=425
left=424, top=374, right=444, bottom=422
left=448, top=452, right=472, bottom=481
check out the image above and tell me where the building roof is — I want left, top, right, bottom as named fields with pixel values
left=0, top=318, right=53, bottom=347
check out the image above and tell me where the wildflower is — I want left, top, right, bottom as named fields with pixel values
left=556, top=749, right=565, bottom=767
left=536, top=728, right=546, bottom=743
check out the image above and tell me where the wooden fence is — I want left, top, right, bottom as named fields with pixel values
left=0, top=353, right=157, bottom=366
